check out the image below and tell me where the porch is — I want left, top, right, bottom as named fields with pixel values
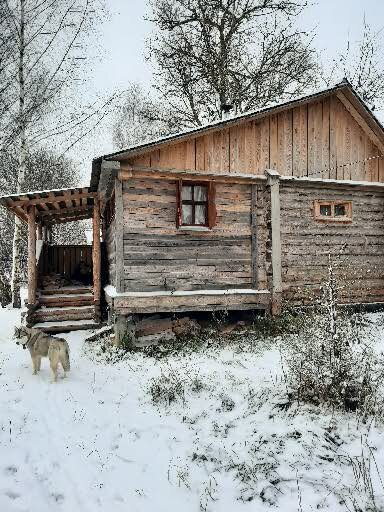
left=0, top=187, right=102, bottom=333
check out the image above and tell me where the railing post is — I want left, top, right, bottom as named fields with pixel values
left=27, top=205, right=37, bottom=305
left=265, top=170, right=282, bottom=316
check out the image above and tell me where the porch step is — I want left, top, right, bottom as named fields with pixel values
left=40, top=287, right=93, bottom=296
left=34, top=305, right=95, bottom=323
left=39, top=293, right=94, bottom=308
left=33, top=319, right=99, bottom=334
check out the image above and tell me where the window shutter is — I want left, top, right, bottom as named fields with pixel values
left=207, top=181, right=217, bottom=228
left=176, top=180, right=182, bottom=227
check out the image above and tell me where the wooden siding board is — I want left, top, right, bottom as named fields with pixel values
left=293, top=106, right=307, bottom=177
left=195, top=136, right=205, bottom=171
left=307, top=102, right=315, bottom=176
left=122, top=93, right=383, bottom=185
left=229, top=124, right=246, bottom=173
left=379, top=152, right=384, bottom=182
left=270, top=114, right=278, bottom=171
left=260, top=117, right=270, bottom=171
left=329, top=97, right=337, bottom=179
left=322, top=97, right=330, bottom=178
left=278, top=110, right=293, bottom=176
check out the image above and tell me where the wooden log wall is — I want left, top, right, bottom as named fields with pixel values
left=122, top=178, right=268, bottom=292
left=130, top=96, right=384, bottom=182
left=105, top=217, right=116, bottom=286
left=279, top=182, right=384, bottom=304
left=40, top=245, right=92, bottom=279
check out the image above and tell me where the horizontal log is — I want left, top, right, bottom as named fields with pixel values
left=113, top=291, right=270, bottom=314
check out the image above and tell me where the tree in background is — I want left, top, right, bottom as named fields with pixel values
left=112, top=84, right=177, bottom=149
left=324, top=21, right=384, bottom=112
left=146, top=0, right=318, bottom=128
left=0, top=148, right=85, bottom=306
left=0, top=0, right=116, bottom=307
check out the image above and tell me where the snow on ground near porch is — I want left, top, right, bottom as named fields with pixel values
left=1, top=310, right=384, bottom=511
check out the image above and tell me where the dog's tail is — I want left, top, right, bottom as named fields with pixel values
left=62, top=344, right=70, bottom=372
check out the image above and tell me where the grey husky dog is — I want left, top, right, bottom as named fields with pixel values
left=14, top=326, right=70, bottom=382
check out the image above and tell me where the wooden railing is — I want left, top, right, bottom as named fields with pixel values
left=39, top=245, right=92, bottom=279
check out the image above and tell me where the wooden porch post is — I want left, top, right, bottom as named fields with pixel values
left=37, top=223, right=43, bottom=240
left=265, top=170, right=282, bottom=316
left=92, top=197, right=101, bottom=316
left=27, top=205, right=37, bottom=305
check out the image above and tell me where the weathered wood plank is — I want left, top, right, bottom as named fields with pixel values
left=28, top=206, right=37, bottom=305
left=115, top=179, right=124, bottom=292
left=251, top=184, right=258, bottom=288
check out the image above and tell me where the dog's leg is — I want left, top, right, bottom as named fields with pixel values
left=50, top=359, right=58, bottom=383
left=36, top=356, right=42, bottom=373
left=60, top=355, right=68, bottom=378
left=32, top=356, right=38, bottom=375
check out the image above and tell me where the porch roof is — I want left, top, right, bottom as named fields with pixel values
left=0, top=186, right=96, bottom=225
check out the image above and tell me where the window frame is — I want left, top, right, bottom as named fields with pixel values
left=314, top=200, right=353, bottom=223
left=176, top=179, right=217, bottom=230
left=178, top=181, right=210, bottom=228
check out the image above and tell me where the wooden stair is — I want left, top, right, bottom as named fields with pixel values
left=32, top=287, right=99, bottom=333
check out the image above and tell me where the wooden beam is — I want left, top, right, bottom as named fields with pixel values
left=92, top=197, right=101, bottom=306
left=251, top=184, right=258, bottom=288
left=10, top=206, right=28, bottom=223
left=119, top=166, right=267, bottom=185
left=38, top=204, right=92, bottom=218
left=266, top=170, right=282, bottom=315
left=336, top=92, right=384, bottom=154
left=27, top=206, right=37, bottom=305
left=114, top=178, right=124, bottom=293
left=63, top=190, right=74, bottom=209
left=11, top=191, right=96, bottom=208
left=37, top=223, right=43, bottom=240
left=35, top=194, right=49, bottom=212
left=46, top=212, right=93, bottom=226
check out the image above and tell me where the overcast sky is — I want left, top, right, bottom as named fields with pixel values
left=77, top=0, right=384, bottom=180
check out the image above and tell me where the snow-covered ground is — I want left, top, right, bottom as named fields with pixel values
left=1, top=308, right=384, bottom=512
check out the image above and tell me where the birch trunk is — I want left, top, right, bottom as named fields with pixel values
left=11, top=0, right=26, bottom=308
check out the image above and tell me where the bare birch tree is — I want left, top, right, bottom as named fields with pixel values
left=146, top=0, right=318, bottom=128
left=113, top=83, right=179, bottom=149
left=0, top=0, right=114, bottom=307
left=324, top=21, right=384, bottom=112
left=0, top=147, right=84, bottom=305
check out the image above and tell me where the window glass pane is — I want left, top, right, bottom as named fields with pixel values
left=181, top=204, right=193, bottom=224
left=181, top=185, right=192, bottom=201
left=194, top=185, right=207, bottom=201
left=320, top=204, right=332, bottom=216
left=195, top=204, right=207, bottom=225
left=335, top=204, right=346, bottom=217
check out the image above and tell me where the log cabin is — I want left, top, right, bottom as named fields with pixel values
left=1, top=80, right=384, bottom=337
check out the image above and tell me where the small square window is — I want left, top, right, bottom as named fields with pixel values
left=320, top=204, right=332, bottom=216
left=314, top=201, right=352, bottom=222
left=334, top=204, right=346, bottom=217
